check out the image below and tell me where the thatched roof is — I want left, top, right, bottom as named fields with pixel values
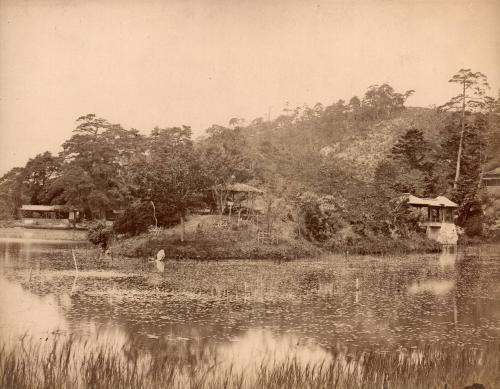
left=484, top=167, right=500, bottom=178
left=20, top=205, right=66, bottom=211
left=403, top=194, right=458, bottom=208
left=226, top=183, right=264, bottom=194
left=20, top=204, right=81, bottom=212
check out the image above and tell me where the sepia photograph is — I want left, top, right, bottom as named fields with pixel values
left=0, top=0, right=499, bottom=388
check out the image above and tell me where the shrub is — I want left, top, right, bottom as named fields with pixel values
left=113, top=202, right=178, bottom=236
left=339, top=234, right=441, bottom=255
left=88, top=221, right=113, bottom=250
left=298, top=192, right=342, bottom=242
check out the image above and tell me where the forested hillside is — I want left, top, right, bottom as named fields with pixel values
left=1, top=70, right=499, bottom=250
left=237, top=105, right=447, bottom=183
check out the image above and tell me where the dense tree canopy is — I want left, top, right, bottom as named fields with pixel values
left=361, top=84, right=414, bottom=120
left=198, top=125, right=254, bottom=215
left=1, top=76, right=498, bottom=241
left=0, top=167, right=24, bottom=219
left=22, top=152, right=60, bottom=205
left=43, top=114, right=144, bottom=218
left=128, top=126, right=202, bottom=240
left=439, top=69, right=494, bottom=189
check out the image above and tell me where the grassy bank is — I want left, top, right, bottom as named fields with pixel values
left=110, top=233, right=441, bottom=261
left=328, top=234, right=442, bottom=255
left=110, top=217, right=441, bottom=260
left=112, top=233, right=321, bottom=260
left=0, top=336, right=497, bottom=389
left=111, top=221, right=320, bottom=261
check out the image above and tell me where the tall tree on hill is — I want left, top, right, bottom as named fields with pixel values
left=43, top=165, right=95, bottom=215
left=0, top=167, right=25, bottom=219
left=22, top=152, right=60, bottom=205
left=439, top=69, right=495, bottom=189
left=129, top=126, right=202, bottom=241
left=198, top=125, right=254, bottom=217
left=320, top=100, right=348, bottom=141
left=485, top=93, right=500, bottom=170
left=45, top=114, right=143, bottom=219
left=228, top=117, right=245, bottom=129
left=374, top=159, right=428, bottom=197
left=287, top=103, right=326, bottom=151
left=372, top=128, right=435, bottom=198
left=440, top=113, right=489, bottom=234
left=348, top=96, right=361, bottom=111
left=361, top=84, right=414, bottom=120
left=348, top=96, right=361, bottom=121
left=390, top=128, right=431, bottom=171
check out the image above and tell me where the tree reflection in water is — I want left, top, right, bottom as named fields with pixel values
left=1, top=239, right=500, bottom=387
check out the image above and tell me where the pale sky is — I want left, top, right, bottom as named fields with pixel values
left=1, top=0, right=499, bottom=175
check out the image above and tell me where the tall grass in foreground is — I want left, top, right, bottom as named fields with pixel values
left=1, top=336, right=499, bottom=389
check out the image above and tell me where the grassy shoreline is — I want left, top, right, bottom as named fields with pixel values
left=111, top=232, right=321, bottom=261
left=110, top=226, right=441, bottom=261
left=1, top=335, right=497, bottom=389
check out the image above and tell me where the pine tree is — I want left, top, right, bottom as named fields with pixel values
left=439, top=69, right=494, bottom=189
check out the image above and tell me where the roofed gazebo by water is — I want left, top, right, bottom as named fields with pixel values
left=403, top=194, right=459, bottom=244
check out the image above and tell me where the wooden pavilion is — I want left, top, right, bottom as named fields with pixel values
left=19, top=205, right=81, bottom=228
left=403, top=194, right=459, bottom=244
left=483, top=167, right=500, bottom=187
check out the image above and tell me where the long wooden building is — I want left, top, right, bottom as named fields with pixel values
left=19, top=205, right=81, bottom=229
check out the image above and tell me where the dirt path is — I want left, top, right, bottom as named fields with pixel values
left=163, top=214, right=219, bottom=236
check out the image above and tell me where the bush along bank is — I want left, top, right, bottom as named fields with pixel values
left=110, top=226, right=441, bottom=261
left=327, top=234, right=442, bottom=255
left=296, top=192, right=444, bottom=256
left=110, top=227, right=322, bottom=261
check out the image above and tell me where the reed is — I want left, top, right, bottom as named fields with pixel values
left=1, top=336, right=498, bottom=389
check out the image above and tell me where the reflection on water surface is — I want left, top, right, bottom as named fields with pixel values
left=0, top=236, right=500, bottom=387
left=408, top=279, right=455, bottom=295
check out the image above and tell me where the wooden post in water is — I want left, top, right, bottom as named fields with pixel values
left=72, top=249, right=79, bottom=272
left=28, top=267, right=33, bottom=284
left=383, top=373, right=389, bottom=389
left=355, top=278, right=360, bottom=303
left=261, top=277, right=264, bottom=302
left=70, top=274, right=78, bottom=295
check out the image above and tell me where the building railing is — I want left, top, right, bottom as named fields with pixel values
left=257, top=231, right=278, bottom=245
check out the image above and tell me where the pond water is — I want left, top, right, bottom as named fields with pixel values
left=0, top=235, right=499, bottom=386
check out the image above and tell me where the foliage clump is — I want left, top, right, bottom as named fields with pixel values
left=88, top=221, right=113, bottom=250
left=1, top=71, right=499, bottom=249
left=113, top=202, right=177, bottom=236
